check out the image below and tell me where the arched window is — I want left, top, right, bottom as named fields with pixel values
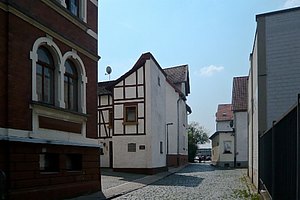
left=64, top=59, right=78, bottom=111
left=36, top=47, right=55, bottom=104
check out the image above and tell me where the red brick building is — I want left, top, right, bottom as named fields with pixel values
left=0, top=0, right=100, bottom=199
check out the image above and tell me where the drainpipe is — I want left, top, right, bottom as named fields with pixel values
left=177, top=97, right=182, bottom=166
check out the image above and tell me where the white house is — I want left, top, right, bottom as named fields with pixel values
left=97, top=52, right=191, bottom=174
left=248, top=7, right=300, bottom=188
left=232, top=76, right=248, bottom=168
left=210, top=104, right=235, bottom=167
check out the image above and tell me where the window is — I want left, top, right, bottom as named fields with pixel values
left=40, top=153, right=59, bottom=172
left=223, top=141, right=232, bottom=154
left=124, top=105, right=137, bottom=123
left=64, top=59, right=78, bottom=111
left=160, top=141, right=163, bottom=154
left=128, top=143, right=136, bottom=152
left=66, top=0, right=79, bottom=17
left=36, top=47, right=55, bottom=104
left=66, top=154, right=82, bottom=171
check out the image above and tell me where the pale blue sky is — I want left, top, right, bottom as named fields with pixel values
left=97, top=0, right=300, bottom=136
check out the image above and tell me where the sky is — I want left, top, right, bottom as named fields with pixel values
left=97, top=0, right=300, bottom=138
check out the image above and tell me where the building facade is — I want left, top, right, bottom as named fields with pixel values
left=248, top=7, right=300, bottom=188
left=98, top=53, right=191, bottom=174
left=210, top=104, right=235, bottom=167
left=232, top=76, right=248, bottom=168
left=0, top=1, right=100, bottom=199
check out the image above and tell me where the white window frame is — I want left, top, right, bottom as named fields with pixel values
left=58, top=0, right=87, bottom=22
left=30, top=36, right=87, bottom=114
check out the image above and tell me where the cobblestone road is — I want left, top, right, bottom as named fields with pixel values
left=113, top=163, right=253, bottom=200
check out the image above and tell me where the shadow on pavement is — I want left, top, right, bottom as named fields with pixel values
left=180, top=163, right=238, bottom=173
left=151, top=173, right=204, bottom=187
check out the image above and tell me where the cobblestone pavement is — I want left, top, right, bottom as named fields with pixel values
left=113, top=163, right=252, bottom=200
left=101, top=169, right=147, bottom=190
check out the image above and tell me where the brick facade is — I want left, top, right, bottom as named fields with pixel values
left=0, top=1, right=100, bottom=199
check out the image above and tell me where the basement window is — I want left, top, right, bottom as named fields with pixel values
left=40, top=153, right=59, bottom=172
left=66, top=154, right=82, bottom=171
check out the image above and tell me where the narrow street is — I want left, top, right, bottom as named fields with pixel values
left=105, top=163, right=256, bottom=200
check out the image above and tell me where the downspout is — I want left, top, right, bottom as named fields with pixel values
left=177, top=97, right=182, bottom=166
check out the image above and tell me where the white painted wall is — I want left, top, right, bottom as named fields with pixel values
left=219, top=133, right=234, bottom=162
left=100, top=138, right=112, bottom=168
left=216, top=121, right=232, bottom=132
left=249, top=35, right=259, bottom=188
left=146, top=59, right=167, bottom=168
left=113, top=136, right=150, bottom=168
left=234, top=111, right=248, bottom=163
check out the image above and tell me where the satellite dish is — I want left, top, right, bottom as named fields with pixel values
left=106, top=66, right=112, bottom=75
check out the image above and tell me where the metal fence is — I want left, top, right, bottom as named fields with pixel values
left=259, top=101, right=298, bottom=199
left=0, top=170, right=6, bottom=200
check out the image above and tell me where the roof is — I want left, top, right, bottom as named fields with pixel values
left=164, top=65, right=190, bottom=96
left=232, top=76, right=248, bottom=111
left=97, top=80, right=115, bottom=95
left=215, top=104, right=233, bottom=122
left=256, top=6, right=300, bottom=20
left=209, top=130, right=234, bottom=140
left=97, top=52, right=189, bottom=100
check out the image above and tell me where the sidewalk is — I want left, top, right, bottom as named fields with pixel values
left=69, top=165, right=187, bottom=200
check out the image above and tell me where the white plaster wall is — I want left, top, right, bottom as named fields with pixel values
left=235, top=111, right=248, bottom=163
left=100, top=138, right=112, bottom=167
left=113, top=136, right=150, bottom=168
left=211, top=134, right=220, bottom=164
left=125, top=73, right=136, bottom=85
left=166, top=82, right=179, bottom=156
left=125, top=87, right=136, bottom=99
left=216, top=121, right=233, bottom=132
left=248, top=68, right=253, bottom=179
left=219, top=133, right=234, bottom=162
left=142, top=59, right=168, bottom=168
left=114, top=88, right=123, bottom=99
left=147, top=59, right=167, bottom=167
left=250, top=35, right=259, bottom=188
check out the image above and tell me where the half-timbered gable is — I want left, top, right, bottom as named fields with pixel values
left=98, top=81, right=115, bottom=138
left=98, top=52, right=191, bottom=172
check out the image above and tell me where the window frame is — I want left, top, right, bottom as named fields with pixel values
left=36, top=46, right=55, bottom=105
left=39, top=153, right=60, bottom=173
left=64, top=59, right=78, bottom=111
left=123, top=104, right=138, bottom=124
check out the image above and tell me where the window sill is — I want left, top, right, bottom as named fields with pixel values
left=30, top=101, right=88, bottom=118
left=123, top=122, right=138, bottom=125
left=223, top=152, right=232, bottom=154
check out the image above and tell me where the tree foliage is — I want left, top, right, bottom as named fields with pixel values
left=188, top=122, right=209, bottom=162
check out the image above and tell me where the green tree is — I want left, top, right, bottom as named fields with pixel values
left=188, top=122, right=209, bottom=162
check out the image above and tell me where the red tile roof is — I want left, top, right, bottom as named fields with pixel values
left=216, top=104, right=233, bottom=121
left=232, top=76, right=248, bottom=111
